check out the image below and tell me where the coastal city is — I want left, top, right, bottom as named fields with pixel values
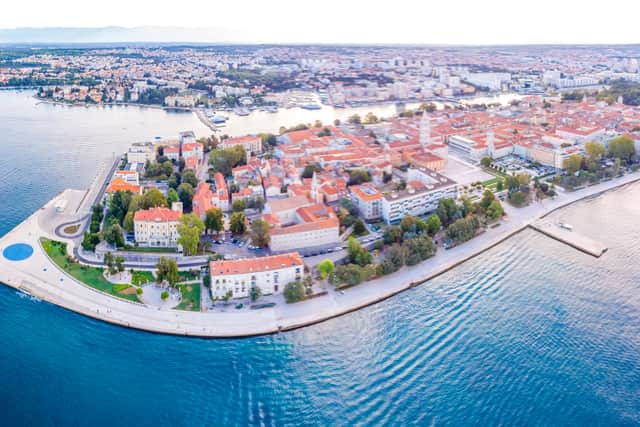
left=1, top=41, right=640, bottom=334
left=3, top=0, right=640, bottom=424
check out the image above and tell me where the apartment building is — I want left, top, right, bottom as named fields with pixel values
left=382, top=168, right=457, bottom=224
left=350, top=184, right=383, bottom=221
left=209, top=252, right=304, bottom=299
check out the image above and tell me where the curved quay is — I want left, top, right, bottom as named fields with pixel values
left=0, top=174, right=638, bottom=338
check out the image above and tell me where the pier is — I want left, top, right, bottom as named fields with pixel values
left=529, top=220, right=608, bottom=257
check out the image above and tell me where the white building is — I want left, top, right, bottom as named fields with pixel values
left=221, top=135, right=263, bottom=154
left=133, top=205, right=182, bottom=248
left=210, top=252, right=304, bottom=299
left=266, top=203, right=340, bottom=252
left=350, top=184, right=383, bottom=221
left=127, top=142, right=155, bottom=164
left=382, top=168, right=458, bottom=224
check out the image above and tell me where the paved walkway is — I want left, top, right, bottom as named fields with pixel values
left=0, top=173, right=638, bottom=337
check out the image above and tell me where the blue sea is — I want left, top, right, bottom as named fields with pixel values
left=1, top=91, right=639, bottom=426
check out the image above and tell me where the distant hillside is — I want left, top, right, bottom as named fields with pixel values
left=0, top=26, right=243, bottom=44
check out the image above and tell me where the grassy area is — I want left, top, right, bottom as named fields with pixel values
left=41, top=238, right=140, bottom=303
left=176, top=284, right=201, bottom=311
left=131, top=270, right=155, bottom=286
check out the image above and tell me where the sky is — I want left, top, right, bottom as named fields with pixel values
left=2, top=0, right=639, bottom=45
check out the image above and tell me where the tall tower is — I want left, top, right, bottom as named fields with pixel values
left=420, top=112, right=431, bottom=149
left=487, top=129, right=495, bottom=158
left=310, top=171, right=320, bottom=203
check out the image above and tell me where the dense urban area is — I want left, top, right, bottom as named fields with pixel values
left=3, top=43, right=640, bottom=321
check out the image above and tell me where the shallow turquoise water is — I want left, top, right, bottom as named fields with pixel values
left=0, top=91, right=639, bottom=426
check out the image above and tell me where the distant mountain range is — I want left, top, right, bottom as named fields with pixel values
left=0, top=26, right=247, bottom=44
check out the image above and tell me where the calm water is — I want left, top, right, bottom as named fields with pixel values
left=1, top=91, right=639, bottom=426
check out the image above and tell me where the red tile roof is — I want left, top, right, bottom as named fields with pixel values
left=209, top=252, right=303, bottom=275
left=134, top=207, right=181, bottom=222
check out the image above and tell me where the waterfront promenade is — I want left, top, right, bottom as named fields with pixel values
left=0, top=173, right=638, bottom=337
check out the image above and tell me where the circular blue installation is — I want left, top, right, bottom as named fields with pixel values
left=3, top=243, right=34, bottom=261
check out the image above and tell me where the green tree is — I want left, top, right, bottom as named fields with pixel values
left=480, top=157, right=492, bottom=167
left=167, top=188, right=179, bottom=205
left=142, top=187, right=166, bottom=209
left=509, top=191, right=527, bottom=206
left=425, top=214, right=442, bottom=236
left=250, top=285, right=262, bottom=302
left=446, top=216, right=481, bottom=243
left=301, top=164, right=321, bottom=179
left=103, top=251, right=114, bottom=269
left=232, top=199, right=246, bottom=212
left=204, top=208, right=224, bottom=235
left=177, top=183, right=194, bottom=211
left=347, top=114, right=361, bottom=125
left=383, top=225, right=403, bottom=244
left=400, top=215, right=418, bottom=233
left=317, top=259, right=335, bottom=279
left=585, top=141, right=605, bottom=163
left=404, top=235, right=437, bottom=266
left=564, top=154, right=584, bottom=174
left=486, top=200, right=504, bottom=220
left=115, top=256, right=125, bottom=273
left=81, top=232, right=100, bottom=251
left=347, top=169, right=372, bottom=186
left=608, top=135, right=636, bottom=161
left=479, top=189, right=496, bottom=211
left=156, top=257, right=179, bottom=286
left=177, top=214, right=205, bottom=256
left=182, top=169, right=199, bottom=188
left=437, top=198, right=461, bottom=226
left=384, top=244, right=406, bottom=271
left=353, top=219, right=367, bottom=236
left=208, top=145, right=247, bottom=176
left=103, top=222, right=124, bottom=247
left=229, top=212, right=246, bottom=235
left=284, top=280, right=306, bottom=303
left=161, top=290, right=169, bottom=301
left=347, top=237, right=372, bottom=266
left=250, top=218, right=270, bottom=247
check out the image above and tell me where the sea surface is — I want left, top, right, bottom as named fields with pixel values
left=0, top=90, right=639, bottom=426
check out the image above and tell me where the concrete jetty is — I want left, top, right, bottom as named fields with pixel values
left=529, top=220, right=607, bottom=257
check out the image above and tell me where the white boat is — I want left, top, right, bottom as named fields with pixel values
left=559, top=222, right=573, bottom=231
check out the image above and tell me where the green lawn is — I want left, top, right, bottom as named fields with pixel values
left=41, top=239, right=140, bottom=302
left=176, top=284, right=201, bottom=311
left=131, top=270, right=155, bottom=286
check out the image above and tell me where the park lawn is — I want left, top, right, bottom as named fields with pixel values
left=131, top=270, right=155, bottom=286
left=176, top=284, right=201, bottom=311
left=482, top=176, right=503, bottom=188
left=41, top=238, right=140, bottom=303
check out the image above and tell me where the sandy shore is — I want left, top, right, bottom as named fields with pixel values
left=0, top=173, right=638, bottom=337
